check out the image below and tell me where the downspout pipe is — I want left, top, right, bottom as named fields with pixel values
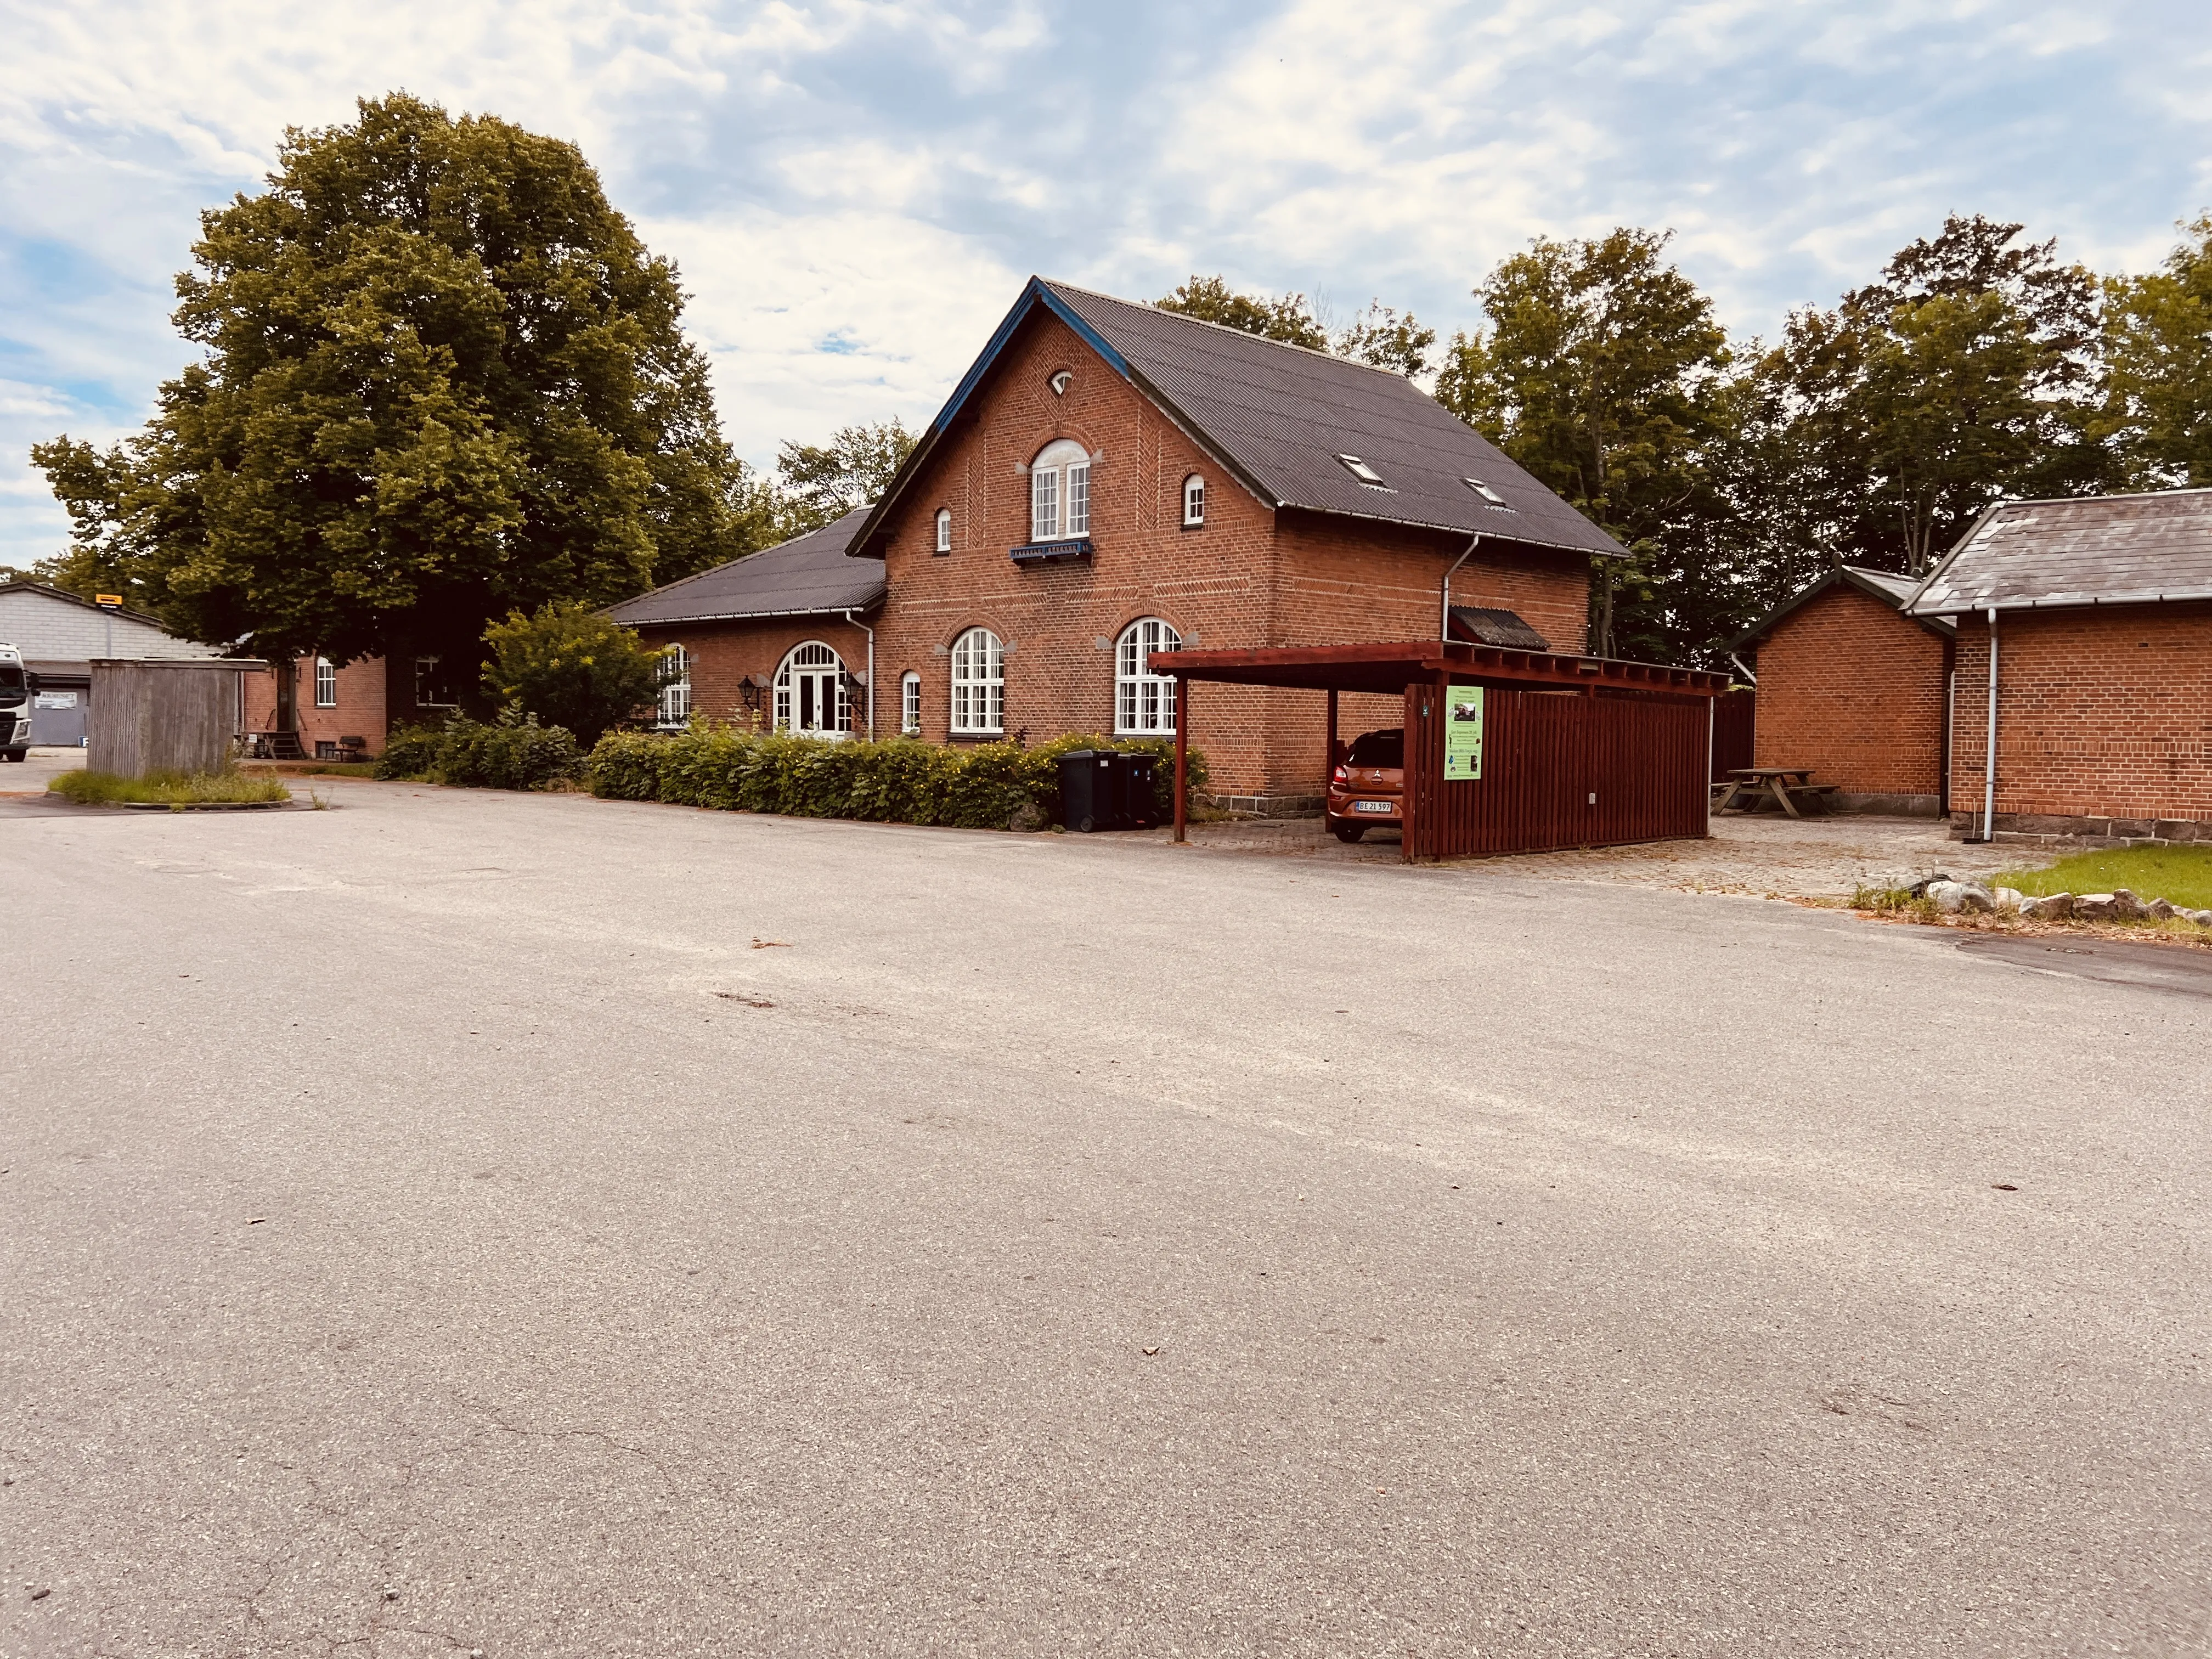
left=1441, top=534, right=1481, bottom=642
left=843, top=610, right=876, bottom=741
left=1980, top=606, right=1999, bottom=843
left=1728, top=652, right=1757, bottom=686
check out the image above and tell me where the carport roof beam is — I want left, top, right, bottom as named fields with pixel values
left=1154, top=641, right=1728, bottom=697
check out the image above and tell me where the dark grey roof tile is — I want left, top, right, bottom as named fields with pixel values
left=1909, top=490, right=2212, bottom=613
left=606, top=507, right=882, bottom=627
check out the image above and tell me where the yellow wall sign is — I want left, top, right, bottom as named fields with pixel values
left=94, top=593, right=124, bottom=608
left=1444, top=685, right=1484, bottom=780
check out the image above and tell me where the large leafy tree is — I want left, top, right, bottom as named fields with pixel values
left=1434, top=228, right=1732, bottom=658
left=1155, top=276, right=1435, bottom=376
left=2101, top=215, right=2212, bottom=486
left=774, top=420, right=916, bottom=537
left=1775, top=215, right=2109, bottom=574
left=33, top=92, right=765, bottom=665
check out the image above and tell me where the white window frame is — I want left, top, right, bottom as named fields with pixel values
left=949, top=628, right=1005, bottom=736
left=313, top=657, right=337, bottom=708
left=414, top=656, right=455, bottom=708
left=1182, top=474, right=1205, bottom=527
left=1115, top=618, right=1181, bottom=735
left=774, top=640, right=851, bottom=737
left=900, top=670, right=921, bottom=736
left=934, top=507, right=952, bottom=553
left=657, top=643, right=691, bottom=726
left=1029, top=439, right=1092, bottom=543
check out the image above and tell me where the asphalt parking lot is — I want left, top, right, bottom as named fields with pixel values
left=3, top=780, right=2207, bottom=1655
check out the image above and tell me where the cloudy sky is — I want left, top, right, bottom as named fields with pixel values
left=3, top=0, right=2209, bottom=566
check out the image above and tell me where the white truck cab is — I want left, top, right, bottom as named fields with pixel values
left=0, top=644, right=31, bottom=759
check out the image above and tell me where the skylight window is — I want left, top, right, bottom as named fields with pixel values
left=1336, top=454, right=1387, bottom=488
left=1464, top=478, right=1510, bottom=506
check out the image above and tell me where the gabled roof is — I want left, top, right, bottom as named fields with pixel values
left=1733, top=565, right=1954, bottom=652
left=850, top=277, right=1629, bottom=562
left=0, top=580, right=173, bottom=633
left=1906, top=488, right=2212, bottom=616
left=604, top=507, right=882, bottom=627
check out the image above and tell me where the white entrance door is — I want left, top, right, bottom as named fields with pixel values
left=777, top=642, right=849, bottom=737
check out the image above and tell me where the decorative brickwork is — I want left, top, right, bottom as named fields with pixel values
left=1751, top=584, right=1949, bottom=810
left=1949, top=602, right=2212, bottom=840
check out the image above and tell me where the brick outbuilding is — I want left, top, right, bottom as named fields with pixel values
left=610, top=278, right=1627, bottom=811
left=1908, top=489, right=2212, bottom=845
left=1734, top=566, right=1955, bottom=816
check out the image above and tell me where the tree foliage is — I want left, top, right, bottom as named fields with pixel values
left=481, top=600, right=664, bottom=747
left=2101, top=215, right=2212, bottom=487
left=32, top=92, right=763, bottom=663
left=774, top=420, right=917, bottom=537
left=1156, top=276, right=1437, bottom=378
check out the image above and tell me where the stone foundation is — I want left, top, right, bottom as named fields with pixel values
left=1834, top=792, right=1940, bottom=817
left=1203, top=791, right=1326, bottom=819
left=1948, top=811, right=2211, bottom=848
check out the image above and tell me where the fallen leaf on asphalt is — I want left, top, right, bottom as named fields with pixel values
left=31, top=1587, right=50, bottom=1601
left=751, top=938, right=791, bottom=949
left=246, top=1217, right=266, bottom=1226
left=714, top=993, right=775, bottom=1008
left=1141, top=1347, right=1159, bottom=1356
left=1993, top=1183, right=2018, bottom=1191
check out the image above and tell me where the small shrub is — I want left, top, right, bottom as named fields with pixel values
left=482, top=601, right=664, bottom=747
left=376, top=716, right=580, bottom=790
left=375, top=725, right=445, bottom=781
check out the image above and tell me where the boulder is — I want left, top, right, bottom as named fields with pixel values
left=1993, top=887, right=2025, bottom=911
left=1926, top=881, right=1994, bottom=914
left=2149, top=898, right=2177, bottom=921
left=2110, top=889, right=2148, bottom=921
left=1907, top=874, right=1954, bottom=899
left=2022, top=892, right=2075, bottom=920
left=2074, top=893, right=2117, bottom=920
left=1006, top=802, right=1049, bottom=833
left=2191, top=910, right=2212, bottom=928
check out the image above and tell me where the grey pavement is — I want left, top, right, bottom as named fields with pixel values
left=0, top=746, right=87, bottom=794
left=2, top=779, right=2207, bottom=1656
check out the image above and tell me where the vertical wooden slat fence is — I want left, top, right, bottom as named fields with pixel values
left=1405, top=685, right=1710, bottom=861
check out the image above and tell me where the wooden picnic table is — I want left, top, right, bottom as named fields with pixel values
left=1713, top=766, right=1836, bottom=819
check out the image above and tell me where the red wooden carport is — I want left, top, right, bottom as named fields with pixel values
left=1158, top=641, right=1729, bottom=862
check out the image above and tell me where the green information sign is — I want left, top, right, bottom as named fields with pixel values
left=1443, top=685, right=1484, bottom=780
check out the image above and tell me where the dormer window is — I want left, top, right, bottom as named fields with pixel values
left=1182, top=474, right=1205, bottom=528
left=1336, top=454, right=1387, bottom=488
left=1464, top=478, right=1511, bottom=507
left=1030, top=438, right=1092, bottom=541
left=934, top=507, right=952, bottom=553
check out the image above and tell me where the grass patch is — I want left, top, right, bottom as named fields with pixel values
left=50, top=769, right=292, bottom=806
left=1996, top=845, right=2212, bottom=909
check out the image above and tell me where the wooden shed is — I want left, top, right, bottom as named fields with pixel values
left=89, top=658, right=264, bottom=778
left=1158, top=641, right=1726, bottom=861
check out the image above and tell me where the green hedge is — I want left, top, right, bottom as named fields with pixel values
left=375, top=716, right=582, bottom=790
left=585, top=726, right=1207, bottom=830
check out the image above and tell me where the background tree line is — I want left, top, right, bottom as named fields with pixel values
left=18, top=92, right=2212, bottom=678
left=1164, top=213, right=2212, bottom=663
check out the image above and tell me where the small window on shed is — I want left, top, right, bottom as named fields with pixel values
left=1336, top=454, right=1387, bottom=488
left=934, top=507, right=952, bottom=554
left=1182, top=474, right=1205, bottom=527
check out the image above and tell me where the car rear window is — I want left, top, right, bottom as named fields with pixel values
left=1346, top=730, right=1403, bottom=767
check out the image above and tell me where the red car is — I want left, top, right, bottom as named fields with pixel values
left=1326, top=727, right=1403, bottom=842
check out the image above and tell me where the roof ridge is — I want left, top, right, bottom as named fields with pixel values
left=1038, top=277, right=1411, bottom=382
left=1984, top=485, right=2212, bottom=514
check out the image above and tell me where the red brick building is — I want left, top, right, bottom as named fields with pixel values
left=1909, top=490, right=2212, bottom=845
left=237, top=650, right=474, bottom=759
left=1734, top=566, right=1954, bottom=815
left=610, top=278, right=1625, bottom=810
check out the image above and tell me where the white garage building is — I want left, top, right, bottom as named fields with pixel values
left=0, top=582, right=225, bottom=746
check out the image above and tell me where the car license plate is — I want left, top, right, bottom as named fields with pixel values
left=1352, top=799, right=1393, bottom=814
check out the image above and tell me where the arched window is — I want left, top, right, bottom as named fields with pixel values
left=1115, top=619, right=1180, bottom=735
left=950, top=628, right=1005, bottom=736
left=934, top=507, right=952, bottom=554
left=1182, top=475, right=1205, bottom=528
left=657, top=644, right=692, bottom=726
left=313, top=657, right=337, bottom=708
left=774, top=641, right=851, bottom=737
left=1030, top=439, right=1091, bottom=543
left=900, top=670, right=921, bottom=735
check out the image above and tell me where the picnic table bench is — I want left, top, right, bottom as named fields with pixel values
left=1712, top=766, right=1839, bottom=819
